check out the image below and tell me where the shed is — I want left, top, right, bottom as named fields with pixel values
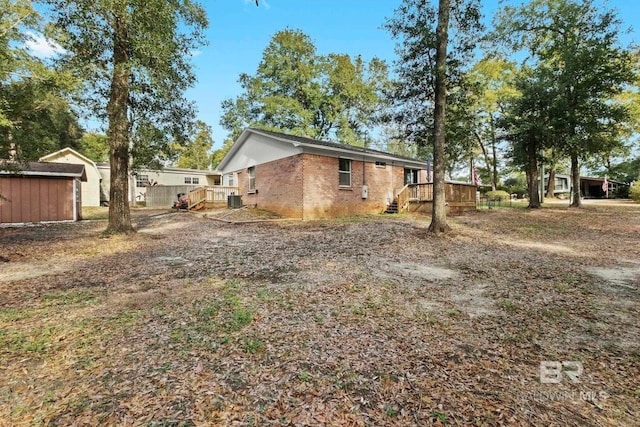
left=40, top=148, right=102, bottom=207
left=0, top=161, right=87, bottom=223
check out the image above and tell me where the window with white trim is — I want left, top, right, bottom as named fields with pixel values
left=136, top=174, right=149, bottom=187
left=184, top=177, right=192, bottom=184
left=192, top=177, right=199, bottom=185
left=339, top=158, right=351, bottom=187
left=248, top=166, right=255, bottom=191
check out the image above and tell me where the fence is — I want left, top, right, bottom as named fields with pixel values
left=397, top=182, right=477, bottom=214
left=145, top=185, right=239, bottom=208
left=144, top=185, right=201, bottom=208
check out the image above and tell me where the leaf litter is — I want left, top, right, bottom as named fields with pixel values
left=0, top=204, right=639, bottom=426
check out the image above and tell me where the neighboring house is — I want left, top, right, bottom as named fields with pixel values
left=543, top=174, right=628, bottom=198
left=216, top=128, right=429, bottom=220
left=40, top=147, right=223, bottom=207
left=96, top=164, right=221, bottom=206
left=40, top=148, right=102, bottom=207
left=0, top=161, right=86, bottom=223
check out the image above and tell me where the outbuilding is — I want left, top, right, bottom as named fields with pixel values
left=0, top=161, right=87, bottom=224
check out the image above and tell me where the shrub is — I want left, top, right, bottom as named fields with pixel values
left=630, top=181, right=640, bottom=201
left=485, top=190, right=511, bottom=201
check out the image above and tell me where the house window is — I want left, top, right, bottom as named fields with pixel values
left=404, top=169, right=419, bottom=184
left=339, top=158, right=351, bottom=187
left=192, top=177, right=199, bottom=185
left=136, top=174, right=149, bottom=188
left=248, top=166, right=255, bottom=191
left=375, top=161, right=387, bottom=168
left=184, top=177, right=192, bottom=184
left=226, top=173, right=235, bottom=187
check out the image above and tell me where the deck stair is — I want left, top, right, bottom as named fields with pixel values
left=385, top=199, right=399, bottom=214
left=186, top=187, right=207, bottom=211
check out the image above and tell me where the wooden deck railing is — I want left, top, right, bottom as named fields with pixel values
left=393, top=182, right=476, bottom=213
left=184, top=186, right=241, bottom=210
left=396, top=185, right=410, bottom=212
left=409, top=183, right=434, bottom=201
left=205, top=186, right=239, bottom=204
left=187, top=187, right=206, bottom=210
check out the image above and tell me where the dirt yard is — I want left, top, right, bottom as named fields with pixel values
left=0, top=203, right=639, bottom=426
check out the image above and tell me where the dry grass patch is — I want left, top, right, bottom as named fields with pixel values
left=0, top=204, right=639, bottom=425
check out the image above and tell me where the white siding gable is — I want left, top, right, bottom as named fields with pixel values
left=40, top=148, right=102, bottom=207
left=218, top=133, right=301, bottom=174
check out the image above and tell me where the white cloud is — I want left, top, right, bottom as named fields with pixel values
left=24, top=32, right=65, bottom=59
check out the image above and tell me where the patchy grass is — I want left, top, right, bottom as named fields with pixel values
left=0, top=205, right=639, bottom=425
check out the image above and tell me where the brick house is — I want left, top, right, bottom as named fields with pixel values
left=216, top=128, right=429, bottom=220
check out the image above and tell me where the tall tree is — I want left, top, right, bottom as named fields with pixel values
left=1, top=0, right=38, bottom=130
left=492, top=0, right=634, bottom=207
left=44, top=0, right=208, bottom=233
left=176, top=120, right=214, bottom=170
left=77, top=132, right=109, bottom=162
left=1, top=0, right=81, bottom=161
left=499, top=67, right=553, bottom=208
left=1, top=77, right=83, bottom=159
left=468, top=58, right=518, bottom=190
left=430, top=0, right=452, bottom=233
left=386, top=0, right=482, bottom=233
left=221, top=29, right=390, bottom=145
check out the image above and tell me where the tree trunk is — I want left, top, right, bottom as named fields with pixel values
left=489, top=115, right=498, bottom=191
left=105, top=16, right=134, bottom=234
left=569, top=153, right=581, bottom=207
left=527, top=136, right=540, bottom=208
left=546, top=166, right=556, bottom=199
left=429, top=0, right=451, bottom=235
left=474, top=131, right=492, bottom=189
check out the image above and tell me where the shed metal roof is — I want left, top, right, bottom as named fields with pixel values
left=0, top=161, right=87, bottom=181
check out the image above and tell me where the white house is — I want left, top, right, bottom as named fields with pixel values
left=41, top=148, right=222, bottom=207
left=96, top=164, right=221, bottom=204
left=40, top=148, right=102, bottom=207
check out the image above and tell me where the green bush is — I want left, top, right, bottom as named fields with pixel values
left=485, top=190, right=511, bottom=201
left=630, top=181, right=640, bottom=201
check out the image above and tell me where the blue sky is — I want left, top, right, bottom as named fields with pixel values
left=193, top=0, right=639, bottom=150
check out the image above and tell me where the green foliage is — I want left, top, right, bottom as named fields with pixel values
left=503, top=173, right=527, bottom=198
left=43, top=0, right=208, bottom=232
left=220, top=28, right=390, bottom=145
left=1, top=78, right=83, bottom=160
left=630, top=181, right=640, bottom=202
left=467, top=58, right=519, bottom=189
left=0, top=1, right=82, bottom=162
left=607, top=156, right=640, bottom=184
left=77, top=132, right=109, bottom=162
left=210, top=138, right=234, bottom=169
left=175, top=121, right=214, bottom=170
left=485, top=190, right=510, bottom=201
left=385, top=0, right=483, bottom=156
left=492, top=0, right=636, bottom=206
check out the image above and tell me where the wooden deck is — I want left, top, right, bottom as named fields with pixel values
left=186, top=186, right=240, bottom=210
left=394, top=182, right=477, bottom=214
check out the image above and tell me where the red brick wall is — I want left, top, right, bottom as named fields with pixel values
left=233, top=153, right=426, bottom=220
left=301, top=154, right=406, bottom=220
left=236, top=155, right=304, bottom=219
